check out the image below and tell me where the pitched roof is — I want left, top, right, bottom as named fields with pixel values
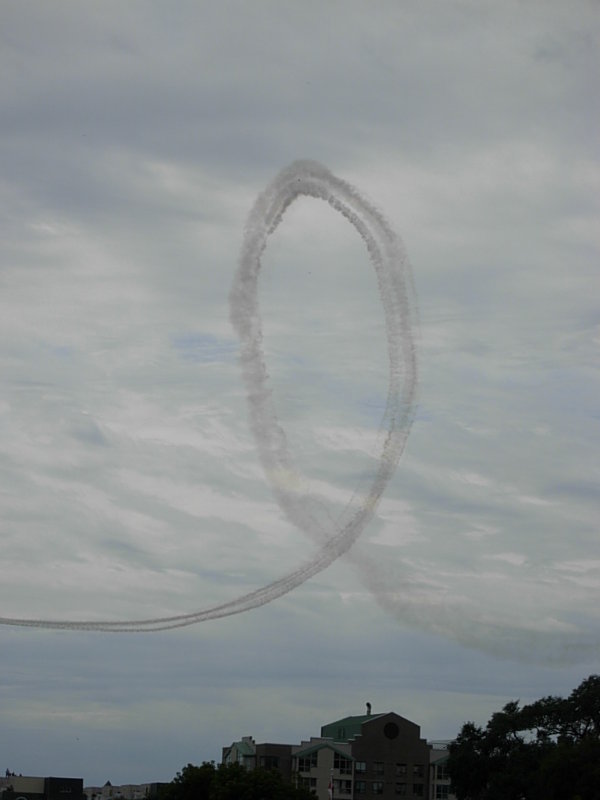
left=294, top=741, right=352, bottom=759
left=321, top=713, right=385, bottom=742
left=232, top=740, right=255, bottom=756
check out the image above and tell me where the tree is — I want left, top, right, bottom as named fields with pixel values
left=161, top=762, right=216, bottom=800
left=161, top=762, right=314, bottom=800
left=445, top=722, right=487, bottom=800
left=447, top=675, right=600, bottom=800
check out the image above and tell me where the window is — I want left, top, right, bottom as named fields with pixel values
left=334, top=754, right=352, bottom=774
left=394, top=783, right=407, bottom=796
left=373, top=762, right=384, bottom=776
left=413, top=764, right=424, bottom=779
left=337, top=727, right=346, bottom=739
left=355, top=781, right=367, bottom=795
left=383, top=722, right=399, bottom=739
left=372, top=782, right=384, bottom=795
left=333, top=780, right=352, bottom=795
left=412, top=784, right=424, bottom=798
left=355, top=762, right=367, bottom=774
left=436, top=764, right=449, bottom=781
left=299, top=778, right=317, bottom=790
left=435, top=787, right=449, bottom=800
left=298, top=753, right=318, bottom=772
left=260, top=756, right=279, bottom=769
left=395, top=764, right=407, bottom=777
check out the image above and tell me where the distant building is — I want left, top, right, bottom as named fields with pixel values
left=222, top=704, right=456, bottom=800
left=222, top=736, right=257, bottom=770
left=1, top=776, right=83, bottom=800
left=222, top=738, right=295, bottom=782
left=83, top=782, right=157, bottom=800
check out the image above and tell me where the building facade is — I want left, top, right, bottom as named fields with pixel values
left=342, top=711, right=430, bottom=799
left=293, top=738, right=353, bottom=799
left=428, top=749, right=455, bottom=800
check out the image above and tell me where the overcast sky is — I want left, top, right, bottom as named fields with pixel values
left=1, top=0, right=599, bottom=786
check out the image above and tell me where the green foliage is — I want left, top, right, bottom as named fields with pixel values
left=161, top=763, right=216, bottom=800
left=447, top=675, right=600, bottom=800
left=161, top=761, right=314, bottom=800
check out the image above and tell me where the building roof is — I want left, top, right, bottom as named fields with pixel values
left=294, top=741, right=352, bottom=759
left=233, top=740, right=256, bottom=756
left=321, top=713, right=385, bottom=742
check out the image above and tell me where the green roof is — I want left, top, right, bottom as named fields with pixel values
left=232, top=740, right=255, bottom=756
left=321, top=714, right=384, bottom=742
left=295, top=742, right=352, bottom=759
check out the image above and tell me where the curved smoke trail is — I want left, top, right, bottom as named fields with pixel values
left=0, top=160, right=417, bottom=632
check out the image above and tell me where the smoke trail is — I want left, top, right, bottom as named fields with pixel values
left=2, top=160, right=592, bottom=662
left=0, top=160, right=417, bottom=632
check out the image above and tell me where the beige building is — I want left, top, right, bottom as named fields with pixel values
left=292, top=738, right=353, bottom=798
left=428, top=749, right=455, bottom=800
left=84, top=783, right=152, bottom=800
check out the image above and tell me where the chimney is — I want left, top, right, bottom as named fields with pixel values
left=366, top=702, right=371, bottom=716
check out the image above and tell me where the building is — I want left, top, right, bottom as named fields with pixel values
left=83, top=783, right=155, bottom=800
left=428, top=747, right=455, bottom=800
left=321, top=709, right=431, bottom=799
left=222, top=736, right=258, bottom=770
left=222, top=705, right=453, bottom=800
left=0, top=776, right=83, bottom=800
left=292, top=737, right=353, bottom=798
left=222, top=738, right=295, bottom=782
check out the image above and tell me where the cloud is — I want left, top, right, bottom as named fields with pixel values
left=0, top=0, right=599, bottom=781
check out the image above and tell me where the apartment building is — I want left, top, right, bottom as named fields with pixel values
left=222, top=705, right=455, bottom=800
left=292, top=737, right=353, bottom=798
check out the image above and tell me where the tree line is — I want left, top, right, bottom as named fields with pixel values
left=159, top=761, right=314, bottom=800
left=447, top=674, right=600, bottom=800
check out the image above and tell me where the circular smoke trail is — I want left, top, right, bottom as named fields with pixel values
left=0, top=160, right=417, bottom=632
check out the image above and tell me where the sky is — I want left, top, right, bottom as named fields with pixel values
left=1, top=0, right=599, bottom=786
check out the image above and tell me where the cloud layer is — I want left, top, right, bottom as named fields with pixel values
left=1, top=0, right=598, bottom=784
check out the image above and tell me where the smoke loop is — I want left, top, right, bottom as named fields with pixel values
left=0, top=160, right=417, bottom=631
